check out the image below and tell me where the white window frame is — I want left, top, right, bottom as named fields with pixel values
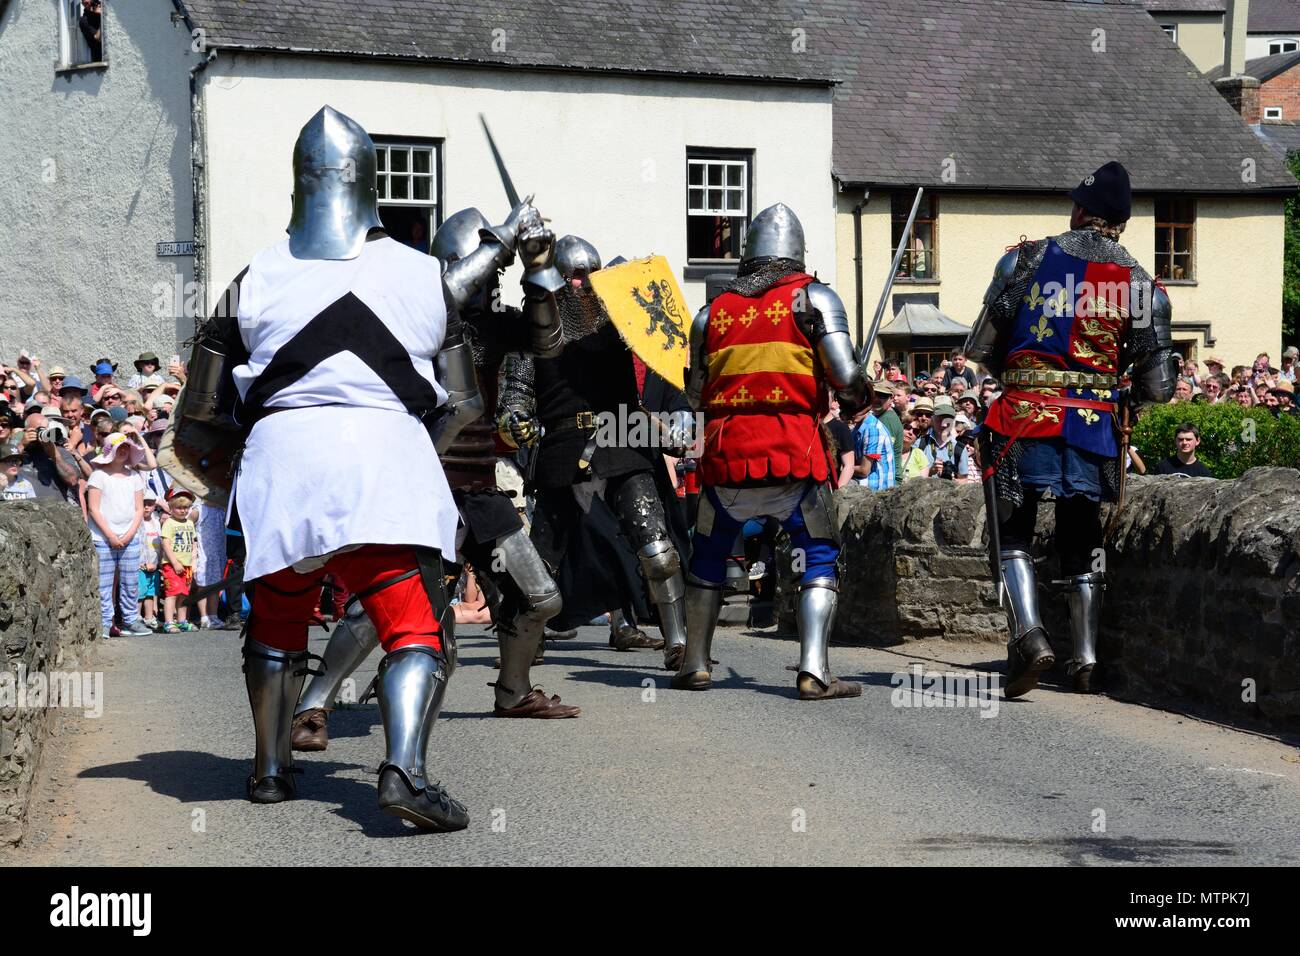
left=1160, top=23, right=1178, bottom=44
left=687, top=158, right=749, bottom=218
left=375, top=141, right=439, bottom=210
left=1264, top=106, right=1283, bottom=120
left=1268, top=39, right=1298, bottom=55
left=57, top=0, right=104, bottom=69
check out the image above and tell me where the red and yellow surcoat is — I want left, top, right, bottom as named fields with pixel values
left=699, top=273, right=829, bottom=485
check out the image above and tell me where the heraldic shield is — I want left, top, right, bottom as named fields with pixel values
left=588, top=255, right=691, bottom=389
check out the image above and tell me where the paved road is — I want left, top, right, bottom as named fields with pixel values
left=7, top=622, right=1300, bottom=866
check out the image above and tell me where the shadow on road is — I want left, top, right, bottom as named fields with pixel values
left=77, top=750, right=463, bottom=839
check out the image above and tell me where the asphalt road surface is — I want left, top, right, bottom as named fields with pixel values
left=7, top=623, right=1300, bottom=866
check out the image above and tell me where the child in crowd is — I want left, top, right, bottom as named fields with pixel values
left=86, top=432, right=153, bottom=638
left=161, top=488, right=198, bottom=633
left=1, top=438, right=35, bottom=500
left=137, top=489, right=163, bottom=630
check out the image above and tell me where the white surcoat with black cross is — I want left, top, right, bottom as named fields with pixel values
left=230, top=236, right=458, bottom=580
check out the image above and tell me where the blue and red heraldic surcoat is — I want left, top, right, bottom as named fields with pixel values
left=700, top=272, right=830, bottom=486
left=984, top=239, right=1133, bottom=459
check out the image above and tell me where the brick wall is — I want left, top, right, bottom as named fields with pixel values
left=1261, top=67, right=1300, bottom=121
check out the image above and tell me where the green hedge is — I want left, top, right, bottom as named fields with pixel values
left=1130, top=402, right=1300, bottom=479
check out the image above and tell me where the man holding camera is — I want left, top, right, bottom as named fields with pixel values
left=18, top=406, right=87, bottom=505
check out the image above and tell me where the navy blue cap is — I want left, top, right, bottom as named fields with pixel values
left=1069, top=161, right=1132, bottom=224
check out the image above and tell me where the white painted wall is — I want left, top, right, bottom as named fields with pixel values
left=0, top=0, right=198, bottom=367
left=199, top=54, right=835, bottom=315
left=1247, top=34, right=1300, bottom=58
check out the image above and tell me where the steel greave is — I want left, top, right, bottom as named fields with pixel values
left=1065, top=573, right=1105, bottom=674
left=678, top=583, right=723, bottom=676
left=296, top=604, right=379, bottom=715
left=244, top=638, right=307, bottom=784
left=376, top=648, right=448, bottom=790
left=999, top=550, right=1045, bottom=644
left=796, top=585, right=838, bottom=687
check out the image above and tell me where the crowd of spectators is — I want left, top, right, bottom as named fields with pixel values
left=0, top=348, right=243, bottom=637
left=826, top=343, right=1297, bottom=492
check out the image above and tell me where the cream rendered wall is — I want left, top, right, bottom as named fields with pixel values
left=1153, top=14, right=1227, bottom=73
left=836, top=192, right=1284, bottom=369
left=198, top=54, right=834, bottom=316
left=0, top=0, right=198, bottom=364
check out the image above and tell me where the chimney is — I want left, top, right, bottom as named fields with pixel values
left=1223, top=0, right=1249, bottom=76
left=1213, top=75, right=1261, bottom=125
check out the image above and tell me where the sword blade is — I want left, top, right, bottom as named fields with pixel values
left=858, top=186, right=924, bottom=366
left=479, top=114, right=522, bottom=209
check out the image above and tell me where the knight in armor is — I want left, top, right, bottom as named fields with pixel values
left=675, top=203, right=869, bottom=700
left=289, top=206, right=580, bottom=746
left=179, top=106, right=540, bottom=831
left=964, top=161, right=1178, bottom=697
left=497, top=236, right=693, bottom=671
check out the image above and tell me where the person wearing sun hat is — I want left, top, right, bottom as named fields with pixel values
left=160, top=487, right=199, bottom=632
left=128, top=352, right=165, bottom=390
left=87, top=432, right=153, bottom=639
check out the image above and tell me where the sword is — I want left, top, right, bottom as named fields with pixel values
left=479, top=114, right=522, bottom=209
left=978, top=428, right=1003, bottom=594
left=857, top=187, right=924, bottom=368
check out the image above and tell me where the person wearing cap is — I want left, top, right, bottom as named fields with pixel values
left=871, top=378, right=905, bottom=479
left=89, top=407, right=116, bottom=442
left=128, top=352, right=164, bottom=390
left=159, top=488, right=199, bottom=633
left=902, top=400, right=970, bottom=481
left=89, top=359, right=117, bottom=403
left=1281, top=346, right=1298, bottom=385
left=0, top=437, right=36, bottom=500
left=963, top=160, right=1179, bottom=698
left=87, top=433, right=153, bottom=639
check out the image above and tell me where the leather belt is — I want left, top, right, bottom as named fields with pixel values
left=1001, top=388, right=1116, bottom=413
left=1001, top=368, right=1117, bottom=389
left=542, top=411, right=600, bottom=435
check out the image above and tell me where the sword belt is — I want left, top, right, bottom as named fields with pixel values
left=1000, top=368, right=1117, bottom=389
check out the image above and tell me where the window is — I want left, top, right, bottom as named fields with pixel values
left=374, top=138, right=441, bottom=254
left=1160, top=24, right=1178, bottom=43
left=58, top=0, right=106, bottom=68
left=1155, top=198, right=1195, bottom=282
left=1264, top=106, right=1283, bottom=120
left=1268, top=39, right=1298, bottom=55
left=892, top=193, right=939, bottom=280
left=909, top=350, right=949, bottom=382
left=686, top=150, right=751, bottom=261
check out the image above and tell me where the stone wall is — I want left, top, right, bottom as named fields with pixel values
left=778, top=468, right=1300, bottom=725
left=0, top=501, right=98, bottom=845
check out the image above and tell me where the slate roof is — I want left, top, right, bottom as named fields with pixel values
left=1248, top=0, right=1300, bottom=32
left=878, top=304, right=970, bottom=339
left=1206, top=48, right=1300, bottom=80
left=1257, top=121, right=1300, bottom=156
left=1141, top=1, right=1225, bottom=12
left=174, top=0, right=1297, bottom=194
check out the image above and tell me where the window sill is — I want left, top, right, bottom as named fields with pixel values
left=684, top=263, right=738, bottom=281
left=55, top=60, right=109, bottom=76
left=893, top=277, right=940, bottom=285
left=1160, top=280, right=1198, bottom=287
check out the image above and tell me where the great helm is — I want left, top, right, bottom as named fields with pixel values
left=554, top=236, right=602, bottom=281
left=741, top=203, right=805, bottom=266
left=431, top=208, right=492, bottom=269
left=287, top=106, right=383, bottom=260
